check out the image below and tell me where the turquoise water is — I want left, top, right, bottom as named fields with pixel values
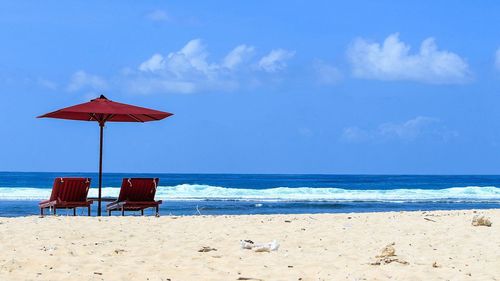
left=0, top=172, right=499, bottom=216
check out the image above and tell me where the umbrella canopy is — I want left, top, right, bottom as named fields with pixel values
left=38, top=95, right=173, bottom=216
left=39, top=94, right=172, bottom=123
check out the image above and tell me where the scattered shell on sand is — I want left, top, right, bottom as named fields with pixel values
left=371, top=243, right=409, bottom=265
left=198, top=246, right=217, bottom=252
left=371, top=258, right=409, bottom=266
left=114, top=249, right=126, bottom=254
left=376, top=242, right=396, bottom=258
left=471, top=215, right=492, bottom=227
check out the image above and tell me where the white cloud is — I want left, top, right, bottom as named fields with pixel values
left=347, top=33, right=471, bottom=84
left=313, top=60, right=342, bottom=85
left=222, top=45, right=255, bottom=69
left=65, top=40, right=293, bottom=95
left=139, top=39, right=217, bottom=78
left=164, top=39, right=216, bottom=77
left=139, top=54, right=164, bottom=72
left=146, top=9, right=170, bottom=22
left=258, top=49, right=295, bottom=72
left=130, top=39, right=293, bottom=94
left=495, top=48, right=500, bottom=70
left=67, top=71, right=107, bottom=92
left=341, top=116, right=457, bottom=143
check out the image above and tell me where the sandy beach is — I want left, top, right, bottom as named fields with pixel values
left=0, top=209, right=498, bottom=281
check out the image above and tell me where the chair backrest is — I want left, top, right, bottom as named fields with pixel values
left=49, top=177, right=91, bottom=202
left=117, top=178, right=159, bottom=202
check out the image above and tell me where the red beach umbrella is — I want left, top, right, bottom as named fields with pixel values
left=38, top=95, right=173, bottom=216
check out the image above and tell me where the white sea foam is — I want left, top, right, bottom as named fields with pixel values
left=0, top=185, right=499, bottom=202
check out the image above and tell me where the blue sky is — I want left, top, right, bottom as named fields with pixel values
left=1, top=1, right=500, bottom=174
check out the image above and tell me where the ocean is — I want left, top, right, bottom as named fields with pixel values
left=0, top=172, right=499, bottom=217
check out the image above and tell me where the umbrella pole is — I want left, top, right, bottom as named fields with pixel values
left=98, top=122, right=104, bottom=216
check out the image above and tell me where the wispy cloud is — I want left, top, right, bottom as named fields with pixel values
left=146, top=9, right=170, bottom=22
left=37, top=78, right=58, bottom=90
left=126, top=78, right=198, bottom=95
left=495, top=48, right=500, bottom=71
left=347, top=33, right=471, bottom=84
left=341, top=127, right=371, bottom=143
left=298, top=127, right=314, bottom=137
left=341, top=116, right=458, bottom=143
left=313, top=60, right=342, bottom=85
left=258, top=49, right=295, bottom=73
left=66, top=71, right=107, bottom=92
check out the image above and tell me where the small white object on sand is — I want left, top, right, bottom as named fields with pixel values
left=240, top=240, right=280, bottom=252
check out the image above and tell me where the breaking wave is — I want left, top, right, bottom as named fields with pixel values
left=0, top=184, right=499, bottom=202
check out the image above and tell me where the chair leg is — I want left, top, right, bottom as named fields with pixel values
left=108, top=210, right=111, bottom=216
left=73, top=208, right=76, bottom=216
left=40, top=208, right=44, bottom=217
left=88, top=206, right=91, bottom=216
left=156, top=205, right=160, bottom=217
left=141, top=209, right=144, bottom=216
left=53, top=208, right=56, bottom=215
left=121, top=207, right=124, bottom=216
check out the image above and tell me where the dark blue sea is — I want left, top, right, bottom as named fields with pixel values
left=0, top=172, right=499, bottom=216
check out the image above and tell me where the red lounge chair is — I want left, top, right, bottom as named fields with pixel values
left=106, top=178, right=162, bottom=216
left=39, top=178, right=93, bottom=216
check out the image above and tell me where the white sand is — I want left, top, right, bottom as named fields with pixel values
left=0, top=209, right=498, bottom=280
